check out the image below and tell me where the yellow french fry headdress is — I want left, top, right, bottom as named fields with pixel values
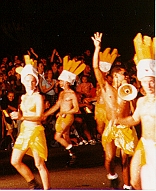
left=58, top=56, right=86, bottom=85
left=15, top=55, right=39, bottom=85
left=99, top=48, right=119, bottom=72
left=133, top=33, right=155, bottom=80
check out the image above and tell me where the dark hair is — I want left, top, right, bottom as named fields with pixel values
left=110, top=66, right=125, bottom=77
left=7, top=90, right=15, bottom=96
left=57, top=63, right=63, bottom=69
left=81, top=75, right=88, bottom=81
left=37, top=61, right=44, bottom=67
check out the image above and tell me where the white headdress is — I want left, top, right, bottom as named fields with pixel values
left=15, top=55, right=39, bottom=85
left=133, top=33, right=155, bottom=80
left=58, top=56, right=86, bottom=85
left=21, top=64, right=39, bottom=85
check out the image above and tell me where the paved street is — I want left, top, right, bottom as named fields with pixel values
left=0, top=142, right=124, bottom=190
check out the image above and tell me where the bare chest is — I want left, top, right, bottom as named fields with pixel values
left=60, top=93, right=73, bottom=104
left=140, top=100, right=156, bottom=117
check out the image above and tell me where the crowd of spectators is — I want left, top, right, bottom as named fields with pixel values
left=0, top=46, right=143, bottom=150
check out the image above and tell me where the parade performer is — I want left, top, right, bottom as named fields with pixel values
left=43, top=56, right=86, bottom=166
left=91, top=32, right=138, bottom=189
left=116, top=33, right=156, bottom=190
left=10, top=57, right=50, bottom=190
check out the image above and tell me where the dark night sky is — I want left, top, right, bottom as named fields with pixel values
left=0, top=0, right=155, bottom=61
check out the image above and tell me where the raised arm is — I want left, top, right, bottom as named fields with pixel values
left=30, top=48, right=38, bottom=59
left=91, top=32, right=107, bottom=89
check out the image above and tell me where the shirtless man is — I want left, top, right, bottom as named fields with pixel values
left=43, top=77, right=79, bottom=166
left=84, top=83, right=107, bottom=136
left=91, top=32, right=137, bottom=189
left=116, top=60, right=156, bottom=189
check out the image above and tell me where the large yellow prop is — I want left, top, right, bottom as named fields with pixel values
left=59, top=55, right=86, bottom=85
left=99, top=48, right=119, bottom=64
left=99, top=48, right=119, bottom=72
left=133, top=33, right=155, bottom=65
left=63, top=56, right=86, bottom=76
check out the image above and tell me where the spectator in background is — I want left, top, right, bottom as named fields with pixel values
left=1, top=57, right=8, bottom=65
left=40, top=58, right=48, bottom=71
left=1, top=65, right=7, bottom=74
left=41, top=69, right=59, bottom=107
left=27, top=47, right=38, bottom=60
left=13, top=55, right=19, bottom=65
left=14, top=68, right=25, bottom=98
left=0, top=73, right=7, bottom=96
left=8, top=65, right=17, bottom=82
left=57, top=64, right=63, bottom=75
left=51, top=62, right=59, bottom=80
left=83, top=49, right=92, bottom=66
left=76, top=75, right=94, bottom=99
left=78, top=64, right=96, bottom=87
left=37, top=61, right=46, bottom=93
left=1, top=91, right=18, bottom=149
left=50, top=48, right=62, bottom=64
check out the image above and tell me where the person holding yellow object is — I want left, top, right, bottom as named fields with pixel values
left=10, top=63, right=50, bottom=190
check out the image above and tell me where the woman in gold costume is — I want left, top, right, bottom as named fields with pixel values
left=10, top=64, right=50, bottom=190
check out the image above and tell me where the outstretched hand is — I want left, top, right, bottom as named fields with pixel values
left=91, top=32, right=103, bottom=48
left=41, top=114, right=47, bottom=122
left=10, top=111, right=21, bottom=120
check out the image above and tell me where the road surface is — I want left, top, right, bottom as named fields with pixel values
left=0, top=142, right=124, bottom=189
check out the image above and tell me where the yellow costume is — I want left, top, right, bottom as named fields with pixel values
left=14, top=123, right=47, bottom=161
left=134, top=137, right=156, bottom=167
left=94, top=103, right=107, bottom=123
left=102, top=121, right=138, bottom=155
left=14, top=93, right=48, bottom=161
left=55, top=114, right=74, bottom=133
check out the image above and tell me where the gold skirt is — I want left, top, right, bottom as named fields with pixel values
left=55, top=114, right=74, bottom=133
left=102, top=121, right=138, bottom=155
left=94, top=103, right=107, bottom=123
left=134, top=138, right=148, bottom=167
left=14, top=122, right=48, bottom=161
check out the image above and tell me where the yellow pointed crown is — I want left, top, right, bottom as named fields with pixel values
left=133, top=33, right=155, bottom=80
left=62, top=55, right=86, bottom=75
left=58, top=56, right=86, bottom=84
left=98, top=48, right=119, bottom=72
left=133, top=33, right=155, bottom=65
left=99, top=47, right=119, bottom=64
left=24, top=55, right=37, bottom=68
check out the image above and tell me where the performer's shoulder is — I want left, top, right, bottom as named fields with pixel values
left=137, top=96, right=145, bottom=105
